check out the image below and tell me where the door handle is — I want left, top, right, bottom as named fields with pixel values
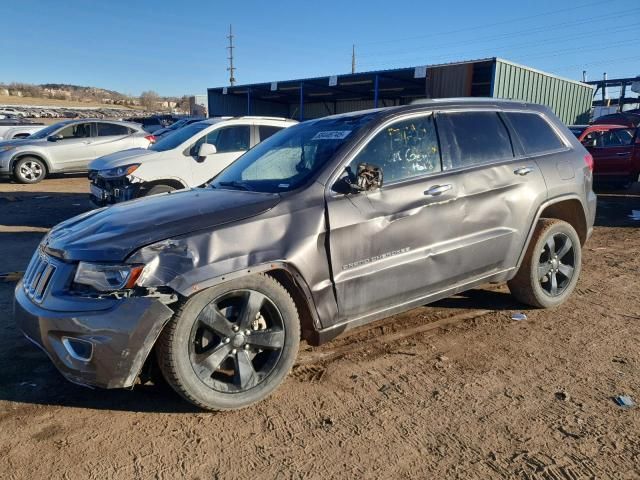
left=424, top=184, right=452, bottom=196
left=616, top=152, right=631, bottom=156
left=514, top=166, right=534, bottom=176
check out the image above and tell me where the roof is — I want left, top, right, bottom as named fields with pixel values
left=208, top=57, right=591, bottom=107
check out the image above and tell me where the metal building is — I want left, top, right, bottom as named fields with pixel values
left=207, top=57, right=594, bottom=125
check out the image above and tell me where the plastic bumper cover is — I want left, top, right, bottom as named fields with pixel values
left=14, top=282, right=174, bottom=389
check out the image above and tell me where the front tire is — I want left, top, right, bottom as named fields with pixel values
left=143, top=184, right=176, bottom=197
left=508, top=219, right=582, bottom=308
left=14, top=156, right=47, bottom=184
left=157, top=274, right=300, bottom=411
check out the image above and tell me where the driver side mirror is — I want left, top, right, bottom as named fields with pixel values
left=355, top=163, right=383, bottom=191
left=48, top=134, right=63, bottom=142
left=196, top=143, right=216, bottom=162
left=582, top=138, right=597, bottom=148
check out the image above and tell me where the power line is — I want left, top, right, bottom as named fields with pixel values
left=358, top=21, right=640, bottom=69
left=357, top=0, right=624, bottom=47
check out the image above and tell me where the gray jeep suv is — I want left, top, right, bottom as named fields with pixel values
left=14, top=99, right=596, bottom=410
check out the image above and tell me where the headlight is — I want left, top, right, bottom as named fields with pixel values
left=73, top=262, right=144, bottom=292
left=99, top=164, right=140, bottom=179
left=0, top=145, right=16, bottom=153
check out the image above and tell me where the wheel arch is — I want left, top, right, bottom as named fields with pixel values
left=10, top=152, right=52, bottom=174
left=515, top=195, right=589, bottom=271
left=142, top=178, right=187, bottom=190
left=173, top=262, right=322, bottom=345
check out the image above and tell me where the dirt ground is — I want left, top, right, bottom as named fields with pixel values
left=0, top=176, right=639, bottom=479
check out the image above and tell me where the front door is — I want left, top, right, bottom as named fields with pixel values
left=326, top=110, right=547, bottom=321
left=190, top=125, right=251, bottom=186
left=47, top=122, right=94, bottom=171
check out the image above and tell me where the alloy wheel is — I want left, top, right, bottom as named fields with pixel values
left=188, top=289, right=285, bottom=393
left=537, top=233, right=575, bottom=297
left=20, top=161, right=43, bottom=181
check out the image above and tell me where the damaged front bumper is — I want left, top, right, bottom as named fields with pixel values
left=14, top=282, right=174, bottom=389
left=89, top=171, right=140, bottom=207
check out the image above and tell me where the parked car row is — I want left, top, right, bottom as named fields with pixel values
left=0, top=119, right=154, bottom=183
left=14, top=98, right=597, bottom=412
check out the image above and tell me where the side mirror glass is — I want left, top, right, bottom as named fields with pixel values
left=197, top=143, right=216, bottom=160
left=582, top=139, right=596, bottom=148
left=353, top=163, right=383, bottom=192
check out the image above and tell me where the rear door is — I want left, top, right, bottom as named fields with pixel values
left=91, top=122, right=136, bottom=162
left=190, top=124, right=251, bottom=186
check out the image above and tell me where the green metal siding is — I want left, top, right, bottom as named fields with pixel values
left=492, top=59, right=594, bottom=124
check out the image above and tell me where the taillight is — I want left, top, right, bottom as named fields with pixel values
left=584, top=153, right=594, bottom=172
left=145, top=135, right=156, bottom=144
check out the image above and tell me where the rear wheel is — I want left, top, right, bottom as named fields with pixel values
left=14, top=157, right=46, bottom=184
left=157, top=274, right=300, bottom=411
left=508, top=219, right=581, bottom=308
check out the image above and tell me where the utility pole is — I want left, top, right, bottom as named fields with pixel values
left=582, top=70, right=587, bottom=82
left=227, top=24, right=236, bottom=86
left=351, top=44, right=356, bottom=74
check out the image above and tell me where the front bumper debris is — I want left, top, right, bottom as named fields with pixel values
left=88, top=171, right=140, bottom=206
left=14, top=281, right=174, bottom=389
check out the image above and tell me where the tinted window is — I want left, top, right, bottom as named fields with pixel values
left=348, top=115, right=441, bottom=183
left=57, top=123, right=91, bottom=139
left=97, top=123, right=130, bottom=137
left=215, top=126, right=250, bottom=152
left=505, top=112, right=564, bottom=155
left=149, top=122, right=210, bottom=152
left=259, top=125, right=284, bottom=142
left=189, top=125, right=251, bottom=155
left=596, top=129, right=634, bottom=147
left=438, top=112, right=513, bottom=170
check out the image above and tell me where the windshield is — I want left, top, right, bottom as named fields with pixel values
left=569, top=127, right=586, bottom=138
left=150, top=121, right=210, bottom=152
left=28, top=122, right=72, bottom=139
left=211, top=113, right=376, bottom=193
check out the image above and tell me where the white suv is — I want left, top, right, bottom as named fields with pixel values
left=88, top=116, right=297, bottom=205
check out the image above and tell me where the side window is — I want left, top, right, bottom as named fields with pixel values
left=504, top=112, right=565, bottom=155
left=259, top=125, right=284, bottom=142
left=348, top=115, right=441, bottom=183
left=599, top=129, right=634, bottom=147
left=57, top=123, right=91, bottom=139
left=96, top=123, right=130, bottom=137
left=215, top=126, right=250, bottom=152
left=438, top=111, right=513, bottom=170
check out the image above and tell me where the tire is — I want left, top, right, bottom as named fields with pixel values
left=144, top=184, right=176, bottom=197
left=508, top=219, right=582, bottom=308
left=13, top=156, right=47, bottom=184
left=156, top=274, right=300, bottom=411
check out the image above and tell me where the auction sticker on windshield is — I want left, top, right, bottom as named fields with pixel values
left=312, top=131, right=352, bottom=140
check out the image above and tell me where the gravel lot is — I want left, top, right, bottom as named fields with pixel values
left=0, top=176, right=639, bottom=479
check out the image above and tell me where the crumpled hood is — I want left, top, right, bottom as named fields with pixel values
left=89, top=148, right=158, bottom=171
left=44, top=188, right=281, bottom=262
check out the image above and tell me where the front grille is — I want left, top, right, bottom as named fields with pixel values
left=23, top=251, right=57, bottom=303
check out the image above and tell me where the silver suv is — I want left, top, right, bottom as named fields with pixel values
left=14, top=99, right=596, bottom=411
left=0, top=119, right=153, bottom=183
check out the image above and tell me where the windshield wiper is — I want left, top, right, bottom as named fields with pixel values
left=217, top=181, right=254, bottom=191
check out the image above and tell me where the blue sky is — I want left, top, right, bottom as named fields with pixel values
left=1, top=0, right=638, bottom=97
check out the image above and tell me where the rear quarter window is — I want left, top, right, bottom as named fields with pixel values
left=438, top=111, right=514, bottom=170
left=505, top=112, right=565, bottom=155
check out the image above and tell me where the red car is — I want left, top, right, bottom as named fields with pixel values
left=569, top=124, right=640, bottom=188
